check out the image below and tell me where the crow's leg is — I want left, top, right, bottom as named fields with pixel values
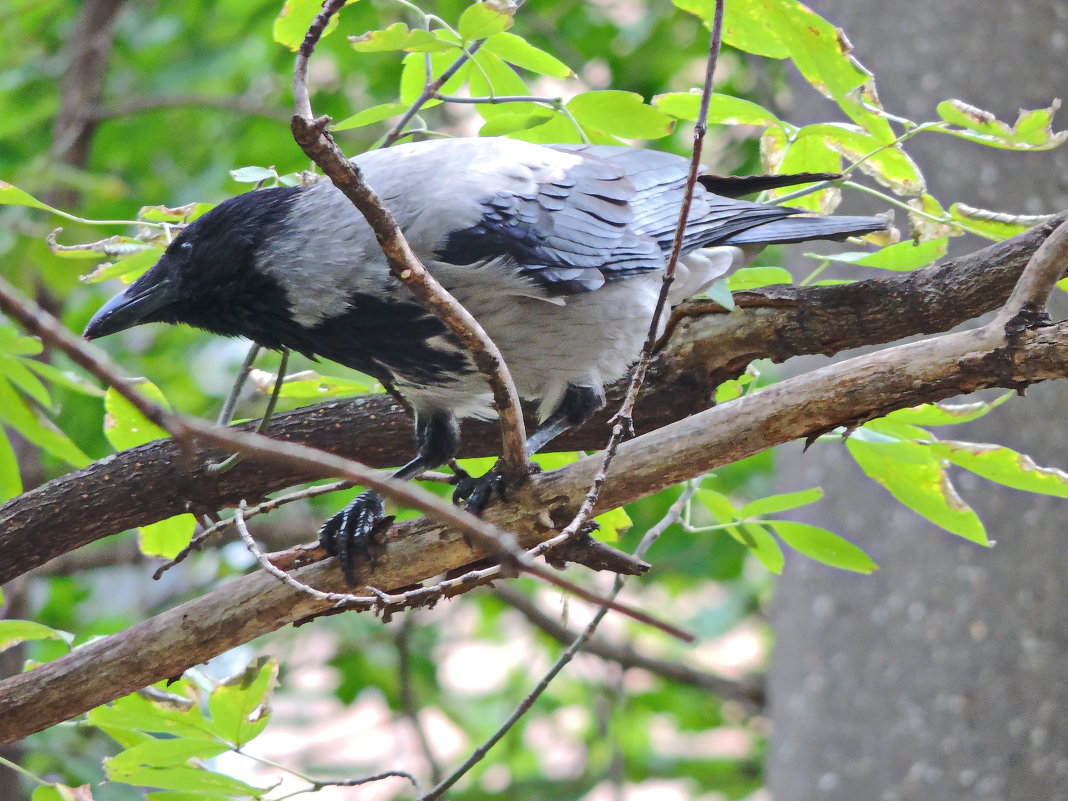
left=454, top=384, right=605, bottom=511
left=319, top=409, right=459, bottom=586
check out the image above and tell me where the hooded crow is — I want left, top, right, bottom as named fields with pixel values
left=84, top=137, right=887, bottom=583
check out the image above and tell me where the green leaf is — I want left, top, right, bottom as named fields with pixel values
left=812, top=237, right=946, bottom=271
left=0, top=380, right=89, bottom=466
left=846, top=436, right=988, bottom=544
left=739, top=523, right=784, bottom=574
left=653, top=92, right=780, bottom=127
left=705, top=278, right=735, bottom=310
left=106, top=738, right=231, bottom=772
left=458, top=1, right=515, bottom=41
left=714, top=375, right=751, bottom=403
left=103, top=381, right=171, bottom=450
left=333, top=102, right=408, bottom=131
left=24, top=360, right=105, bottom=397
left=507, top=111, right=586, bottom=145
left=0, top=324, right=44, bottom=356
left=139, top=203, right=214, bottom=224
left=80, top=247, right=165, bottom=284
left=139, top=514, right=197, bottom=559
left=229, top=166, right=276, bottom=183
left=859, top=416, right=933, bottom=444
left=207, top=658, right=278, bottom=747
left=740, top=487, right=824, bottom=518
left=931, top=441, right=1068, bottom=498
left=349, top=23, right=451, bottom=53
left=0, top=429, right=20, bottom=501
left=907, top=193, right=958, bottom=241
left=769, top=521, right=877, bottom=573
left=679, top=0, right=790, bottom=59
left=695, top=488, right=739, bottom=522
left=467, top=50, right=538, bottom=120
left=274, top=0, right=343, bottom=52
left=567, top=91, right=675, bottom=140
left=948, top=203, right=1044, bottom=241
left=250, top=368, right=374, bottom=399
left=89, top=691, right=211, bottom=740
left=886, top=394, right=1011, bottom=427
left=747, top=0, right=893, bottom=141
left=0, top=354, right=51, bottom=407
left=0, top=619, right=74, bottom=653
left=106, top=764, right=266, bottom=796
left=726, top=266, right=793, bottom=291
left=479, top=109, right=556, bottom=136
left=594, top=507, right=632, bottom=541
left=0, top=180, right=56, bottom=212
left=31, top=787, right=82, bottom=801
left=770, top=125, right=842, bottom=212
left=801, top=123, right=924, bottom=195
left=398, top=52, right=460, bottom=106
left=936, top=100, right=1068, bottom=150
left=146, top=793, right=234, bottom=801
left=483, top=32, right=571, bottom=78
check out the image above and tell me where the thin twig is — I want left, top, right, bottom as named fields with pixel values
left=528, top=0, right=726, bottom=563
left=153, top=479, right=356, bottom=578
left=435, top=93, right=560, bottom=105
left=294, top=770, right=420, bottom=797
left=379, top=40, right=487, bottom=148
left=290, top=3, right=529, bottom=482
left=396, top=613, right=443, bottom=783
left=494, top=589, right=764, bottom=707
left=0, top=277, right=525, bottom=576
left=418, top=12, right=726, bottom=794
left=235, top=502, right=379, bottom=606
left=421, top=482, right=698, bottom=800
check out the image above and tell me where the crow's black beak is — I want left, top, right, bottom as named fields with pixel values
left=83, top=275, right=179, bottom=340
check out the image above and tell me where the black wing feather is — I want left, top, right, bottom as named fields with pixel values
left=437, top=144, right=884, bottom=296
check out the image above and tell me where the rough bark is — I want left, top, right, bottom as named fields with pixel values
left=2, top=304, right=1068, bottom=742
left=0, top=216, right=1059, bottom=585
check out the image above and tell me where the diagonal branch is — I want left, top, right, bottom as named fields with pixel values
left=491, top=585, right=765, bottom=709
left=3, top=294, right=1068, bottom=742
left=290, top=1, right=529, bottom=482
left=0, top=214, right=1063, bottom=584
left=993, top=217, right=1068, bottom=329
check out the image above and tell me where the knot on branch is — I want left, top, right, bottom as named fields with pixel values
left=1003, top=302, right=1054, bottom=338
left=290, top=114, right=333, bottom=145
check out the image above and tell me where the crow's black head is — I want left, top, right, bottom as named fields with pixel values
left=84, top=186, right=300, bottom=343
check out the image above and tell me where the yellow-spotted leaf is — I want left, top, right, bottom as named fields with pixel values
left=846, top=434, right=987, bottom=544
left=936, top=100, right=1068, bottom=150
left=930, top=441, right=1068, bottom=499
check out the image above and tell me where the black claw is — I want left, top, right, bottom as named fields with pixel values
left=318, top=490, right=388, bottom=586
left=452, top=468, right=505, bottom=514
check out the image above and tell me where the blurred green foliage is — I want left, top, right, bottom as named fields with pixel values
left=2, top=0, right=1066, bottom=799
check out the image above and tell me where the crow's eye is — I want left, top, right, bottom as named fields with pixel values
left=178, top=241, right=193, bottom=256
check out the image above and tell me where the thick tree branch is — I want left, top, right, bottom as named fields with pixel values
left=3, top=291, right=1068, bottom=741
left=0, top=214, right=1060, bottom=584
